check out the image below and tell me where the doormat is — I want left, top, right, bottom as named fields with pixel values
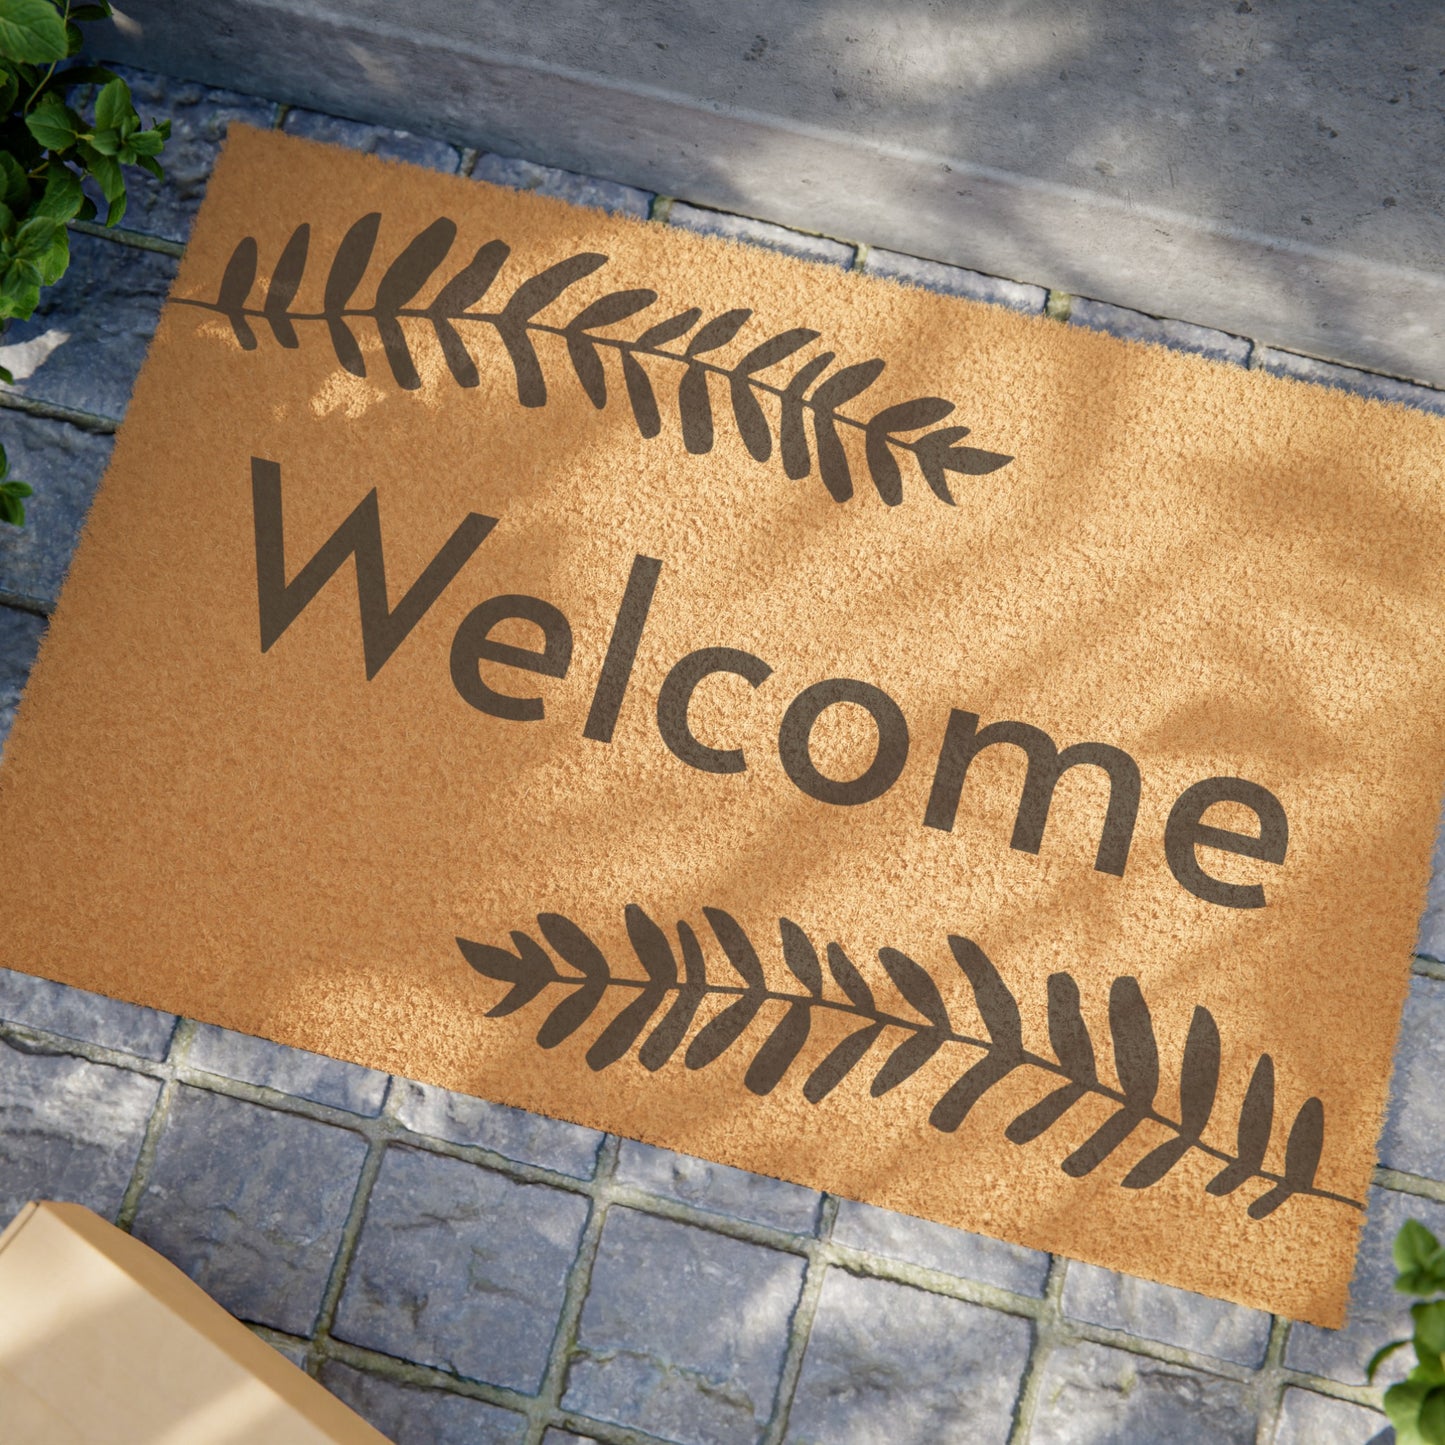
left=3, top=126, right=1443, bottom=1327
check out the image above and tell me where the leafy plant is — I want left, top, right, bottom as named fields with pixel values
left=185, top=214, right=1016, bottom=506
left=457, top=903, right=1361, bottom=1219
left=1369, top=1219, right=1445, bottom=1443
left=0, top=441, right=29, bottom=522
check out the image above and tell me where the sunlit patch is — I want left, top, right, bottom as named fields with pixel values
left=0, top=327, right=70, bottom=382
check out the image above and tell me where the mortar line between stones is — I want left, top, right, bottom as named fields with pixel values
left=0, top=387, right=118, bottom=434
left=458, top=147, right=481, bottom=177
left=66, top=217, right=186, bottom=257
left=1007, top=1253, right=1068, bottom=1444
left=1412, top=955, right=1445, bottom=982
left=0, top=592, right=52, bottom=619
left=1251, top=1313, right=1293, bottom=1445
left=114, top=1017, right=197, bottom=1230
left=1373, top=1166, right=1445, bottom=1205
left=521, top=1133, right=621, bottom=1445
left=759, top=1193, right=838, bottom=1445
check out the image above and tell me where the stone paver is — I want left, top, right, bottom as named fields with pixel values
left=786, top=1269, right=1031, bottom=1445
left=0, top=412, right=112, bottom=613
left=1060, top=1261, right=1272, bottom=1368
left=0, top=605, right=44, bottom=752
left=188, top=1023, right=388, bottom=1116
left=830, top=1197, right=1050, bottom=1297
left=1255, top=346, right=1445, bottom=415
left=130, top=1085, right=368, bottom=1335
left=1286, top=1185, right=1445, bottom=1387
left=0, top=232, right=175, bottom=421
left=1028, top=1340, right=1257, bottom=1444
left=1420, top=817, right=1445, bottom=961
left=564, top=1207, right=805, bottom=1445
left=334, top=1145, right=589, bottom=1393
left=668, top=202, right=854, bottom=267
left=82, top=65, right=278, bottom=243
left=472, top=152, right=653, bottom=218
left=283, top=109, right=461, bottom=172
left=1272, top=1387, right=1391, bottom=1445
left=861, top=247, right=1047, bottom=313
left=614, top=1139, right=820, bottom=1233
left=0, top=1036, right=160, bottom=1226
left=1378, top=975, right=1445, bottom=1181
left=319, top=1361, right=527, bottom=1445
left=391, top=1079, right=602, bottom=1176
left=0, top=968, right=176, bottom=1060
left=1068, top=297, right=1251, bottom=366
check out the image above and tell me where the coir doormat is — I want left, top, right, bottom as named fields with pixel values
left=4, top=126, right=1443, bottom=1327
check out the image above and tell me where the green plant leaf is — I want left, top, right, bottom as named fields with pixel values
left=72, top=3, right=113, bottom=20
left=0, top=0, right=69, bottom=65
left=93, top=76, right=131, bottom=131
left=1388, top=1380, right=1432, bottom=1439
left=1422, top=1387, right=1445, bottom=1445
left=33, top=163, right=81, bottom=221
left=64, top=18, right=82, bottom=55
left=126, top=126, right=165, bottom=156
left=33, top=222, right=65, bottom=283
left=0, top=479, right=33, bottom=499
left=24, top=92, right=79, bottom=150
left=0, top=491, right=24, bottom=526
left=83, top=147, right=123, bottom=201
left=0, top=149, right=28, bottom=209
left=15, top=212, right=60, bottom=259
left=88, top=127, right=120, bottom=156
left=1368, top=1337, right=1413, bottom=1382
left=0, top=64, right=18, bottom=111
left=135, top=153, right=162, bottom=180
left=0, top=441, right=9, bottom=474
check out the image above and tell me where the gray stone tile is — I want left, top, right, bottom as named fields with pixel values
left=542, top=1434, right=601, bottom=1445
left=1286, top=1185, right=1445, bottom=1386
left=563, top=1206, right=805, bottom=1445
left=0, top=1034, right=161, bottom=1225
left=0, top=413, right=112, bottom=613
left=1379, top=976, right=1445, bottom=1181
left=1419, top=814, right=1445, bottom=961
left=786, top=1269, right=1031, bottom=1445
left=1061, top=1261, right=1271, bottom=1367
left=319, top=1362, right=526, bottom=1445
left=1255, top=348, right=1445, bottom=416
left=262, top=1335, right=310, bottom=1369
left=1028, top=1340, right=1256, bottom=1444
left=668, top=203, right=854, bottom=267
left=1272, top=1387, right=1392, bottom=1445
left=613, top=1139, right=820, bottom=1233
left=188, top=1024, right=388, bottom=1116
left=283, top=109, right=460, bottom=173
left=830, top=1197, right=1049, bottom=1297
left=0, top=231, right=176, bottom=421
left=0, top=605, right=44, bottom=754
left=391, top=1079, right=602, bottom=1176
left=0, top=1035, right=160, bottom=1226
left=130, top=1085, right=367, bottom=1335
left=472, top=153, right=652, bottom=218
left=0, top=969, right=176, bottom=1060
left=860, top=248, right=1046, bottom=313
left=81, top=65, right=279, bottom=243
left=334, top=1144, right=588, bottom=1392
left=1067, top=297, right=1251, bottom=364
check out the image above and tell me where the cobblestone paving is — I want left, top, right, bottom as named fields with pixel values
left=1, top=66, right=1439, bottom=1444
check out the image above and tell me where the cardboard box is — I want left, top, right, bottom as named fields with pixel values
left=0, top=1200, right=388, bottom=1443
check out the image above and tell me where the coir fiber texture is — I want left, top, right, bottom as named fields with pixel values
left=4, top=126, right=1443, bottom=1326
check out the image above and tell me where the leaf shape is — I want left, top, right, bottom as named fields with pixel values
left=324, top=213, right=382, bottom=376
left=1046, top=973, right=1097, bottom=1083
left=744, top=1001, right=811, bottom=1095
left=684, top=992, right=766, bottom=1070
left=1206, top=1053, right=1274, bottom=1196
left=373, top=217, right=458, bottom=389
left=536, top=979, right=607, bottom=1049
left=496, top=252, right=608, bottom=406
left=912, top=424, right=970, bottom=503
left=263, top=224, right=310, bottom=349
left=678, top=364, right=714, bottom=455
left=779, top=919, right=822, bottom=996
left=778, top=351, right=835, bottom=480
left=216, top=236, right=258, bottom=350
left=703, top=907, right=766, bottom=990
left=1108, top=976, right=1159, bottom=1107
left=621, top=351, right=661, bottom=437
left=536, top=912, right=609, bottom=982
left=945, top=446, right=1014, bottom=476
left=626, top=904, right=679, bottom=987
left=456, top=931, right=556, bottom=1017
left=1061, top=1107, right=1142, bottom=1177
left=949, top=936, right=1023, bottom=1052
left=1120, top=1135, right=1194, bottom=1190
left=586, top=986, right=668, bottom=1071
left=729, top=373, right=772, bottom=461
left=1178, top=1006, right=1220, bottom=1137
left=433, top=318, right=479, bottom=388
left=929, top=1051, right=1018, bottom=1132
left=686, top=308, right=752, bottom=355
left=810, top=357, right=886, bottom=412
left=1005, top=1081, right=1088, bottom=1145
left=1247, top=1095, right=1324, bottom=1219
left=876, top=947, right=949, bottom=1029
left=825, top=941, right=875, bottom=1013
left=636, top=307, right=701, bottom=347
left=430, top=238, right=510, bottom=315
left=864, top=397, right=955, bottom=506
left=736, top=328, right=820, bottom=375
left=567, top=333, right=607, bottom=408
left=566, top=288, right=657, bottom=409
left=870, top=1030, right=945, bottom=1096
left=638, top=920, right=707, bottom=1071
left=803, top=1022, right=884, bottom=1103
left=811, top=359, right=886, bottom=498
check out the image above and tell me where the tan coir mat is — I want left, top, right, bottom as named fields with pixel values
left=4, top=126, right=1443, bottom=1327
